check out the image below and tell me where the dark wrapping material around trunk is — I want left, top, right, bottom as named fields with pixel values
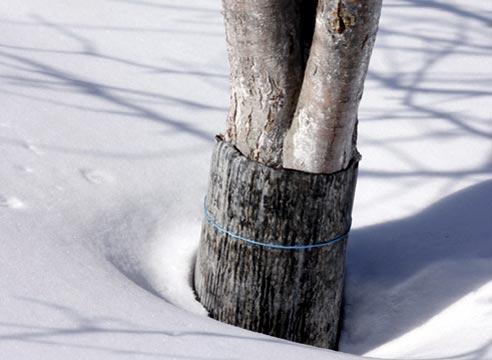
left=194, top=138, right=359, bottom=349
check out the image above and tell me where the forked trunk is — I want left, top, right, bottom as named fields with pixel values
left=194, top=0, right=382, bottom=349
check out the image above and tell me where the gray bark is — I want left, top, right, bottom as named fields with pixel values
left=194, top=139, right=360, bottom=348
left=222, top=0, right=304, bottom=167
left=194, top=0, right=382, bottom=349
left=283, top=0, right=382, bottom=173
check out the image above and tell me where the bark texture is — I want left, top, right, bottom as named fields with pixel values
left=194, top=139, right=360, bottom=348
left=222, top=0, right=304, bottom=167
left=194, top=0, right=382, bottom=349
left=283, top=0, right=382, bottom=173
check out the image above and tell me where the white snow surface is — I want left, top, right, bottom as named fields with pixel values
left=1, top=0, right=491, bottom=359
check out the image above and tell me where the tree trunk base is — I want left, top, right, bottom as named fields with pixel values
left=194, top=138, right=360, bottom=349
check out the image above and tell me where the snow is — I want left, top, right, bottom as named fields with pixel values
left=0, top=0, right=491, bottom=359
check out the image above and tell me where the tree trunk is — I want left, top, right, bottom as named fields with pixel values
left=222, top=0, right=304, bottom=167
left=195, top=138, right=359, bottom=348
left=283, top=0, right=382, bottom=173
left=194, top=0, right=381, bottom=349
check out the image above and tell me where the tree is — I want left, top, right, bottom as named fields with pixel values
left=194, top=0, right=382, bottom=349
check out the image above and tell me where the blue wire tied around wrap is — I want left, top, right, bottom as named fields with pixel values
left=203, top=198, right=350, bottom=251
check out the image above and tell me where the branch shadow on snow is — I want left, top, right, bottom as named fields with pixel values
left=1, top=0, right=491, bottom=358
left=0, top=296, right=316, bottom=359
left=0, top=12, right=228, bottom=158
left=340, top=1, right=492, bottom=353
left=358, top=0, right=492, bottom=183
left=342, top=180, right=492, bottom=355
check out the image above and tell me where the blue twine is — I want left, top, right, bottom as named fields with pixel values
left=203, top=200, right=349, bottom=251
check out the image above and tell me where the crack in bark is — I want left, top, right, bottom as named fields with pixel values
left=335, top=1, right=346, bottom=34
left=331, top=0, right=356, bottom=35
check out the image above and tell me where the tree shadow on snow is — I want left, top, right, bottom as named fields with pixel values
left=342, top=180, right=492, bottom=355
